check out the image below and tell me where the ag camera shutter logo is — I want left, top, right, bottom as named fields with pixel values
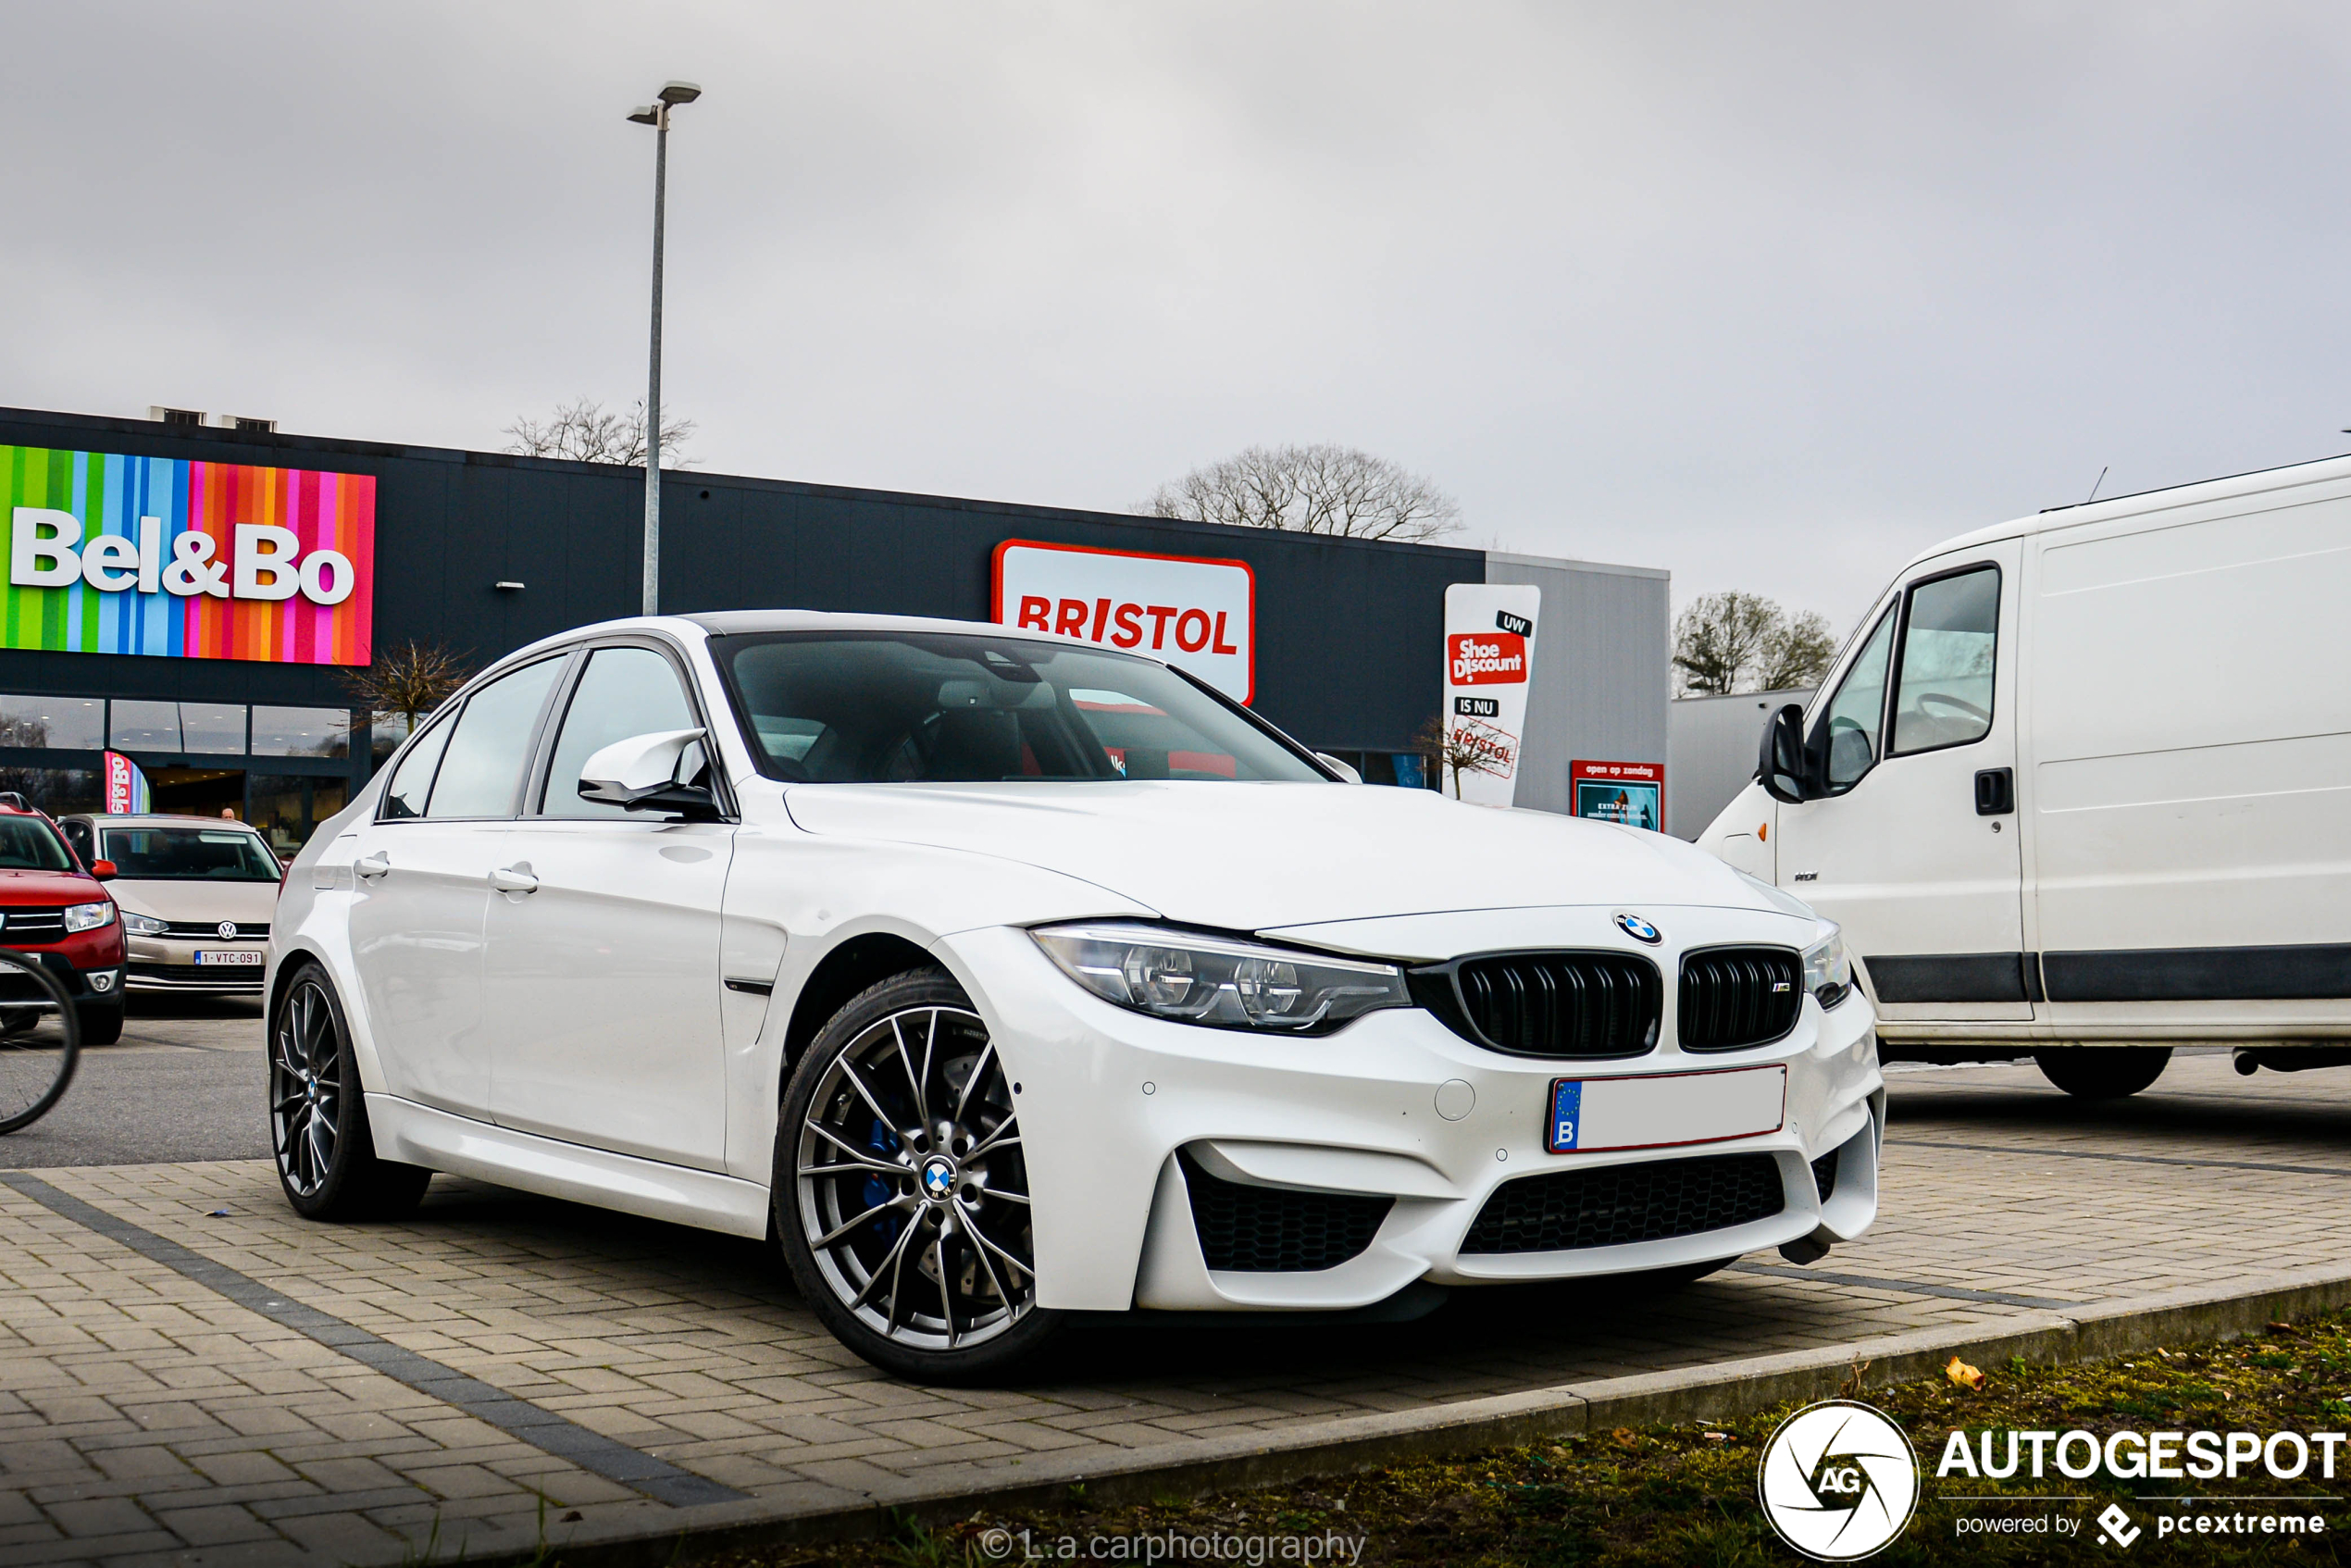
left=1757, top=1400, right=1920, bottom=1561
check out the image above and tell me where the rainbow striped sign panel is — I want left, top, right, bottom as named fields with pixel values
left=4, top=444, right=374, bottom=666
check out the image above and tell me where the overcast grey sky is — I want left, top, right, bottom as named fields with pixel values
left=5, top=2, right=2347, bottom=635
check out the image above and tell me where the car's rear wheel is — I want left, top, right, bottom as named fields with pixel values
left=776, top=967, right=1059, bottom=1383
left=271, top=963, right=431, bottom=1220
left=2034, top=1046, right=2172, bottom=1101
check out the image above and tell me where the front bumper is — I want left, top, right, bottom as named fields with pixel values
left=937, top=921, right=1883, bottom=1314
left=125, top=935, right=268, bottom=992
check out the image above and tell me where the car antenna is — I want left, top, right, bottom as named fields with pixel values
left=2084, top=465, right=2108, bottom=504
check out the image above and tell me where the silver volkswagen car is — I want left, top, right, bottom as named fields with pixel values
left=56, top=815, right=280, bottom=995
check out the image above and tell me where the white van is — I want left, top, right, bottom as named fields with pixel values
left=1700, top=454, right=2351, bottom=1100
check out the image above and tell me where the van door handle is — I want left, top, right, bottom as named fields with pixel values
left=1973, top=767, right=2015, bottom=815
left=489, top=865, right=539, bottom=894
left=354, top=853, right=391, bottom=880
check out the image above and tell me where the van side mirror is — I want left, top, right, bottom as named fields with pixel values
left=578, top=728, right=724, bottom=820
left=89, top=859, right=118, bottom=881
left=1758, top=703, right=1812, bottom=803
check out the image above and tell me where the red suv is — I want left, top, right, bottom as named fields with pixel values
left=0, top=798, right=127, bottom=1044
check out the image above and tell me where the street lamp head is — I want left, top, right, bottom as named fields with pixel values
left=626, top=105, right=660, bottom=125
left=658, top=81, right=702, bottom=106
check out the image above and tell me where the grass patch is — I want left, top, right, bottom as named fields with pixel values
left=719, top=1310, right=2351, bottom=1565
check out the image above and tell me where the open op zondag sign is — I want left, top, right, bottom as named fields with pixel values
left=990, top=540, right=1254, bottom=703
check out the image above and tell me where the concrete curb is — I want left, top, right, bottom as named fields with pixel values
left=495, top=1263, right=2351, bottom=1567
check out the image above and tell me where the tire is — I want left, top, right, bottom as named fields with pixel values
left=775, top=966, right=1059, bottom=1383
left=2034, top=1046, right=2172, bottom=1101
left=77, top=1002, right=123, bottom=1047
left=270, top=962, right=431, bottom=1220
left=0, top=952, right=81, bottom=1134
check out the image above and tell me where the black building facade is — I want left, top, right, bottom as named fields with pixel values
left=0, top=407, right=1492, bottom=851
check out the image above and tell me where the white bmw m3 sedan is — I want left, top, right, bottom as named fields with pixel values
left=269, top=612, right=1883, bottom=1381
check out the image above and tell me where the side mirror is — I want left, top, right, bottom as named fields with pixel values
left=578, top=728, right=724, bottom=820
left=1313, top=752, right=1363, bottom=784
left=89, top=859, right=118, bottom=881
left=1758, top=703, right=1812, bottom=804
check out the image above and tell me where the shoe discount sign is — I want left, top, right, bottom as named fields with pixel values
left=991, top=540, right=1255, bottom=702
left=4, top=445, right=374, bottom=666
left=1443, top=582, right=1542, bottom=807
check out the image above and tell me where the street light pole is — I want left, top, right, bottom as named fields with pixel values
left=628, top=81, right=701, bottom=617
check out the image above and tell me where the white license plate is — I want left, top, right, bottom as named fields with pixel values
left=1547, top=1064, right=1786, bottom=1153
left=193, top=950, right=264, bottom=967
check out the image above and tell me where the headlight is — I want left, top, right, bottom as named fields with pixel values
left=1031, top=922, right=1412, bottom=1033
left=119, top=912, right=168, bottom=936
left=1801, top=924, right=1850, bottom=1008
left=64, top=901, right=118, bottom=933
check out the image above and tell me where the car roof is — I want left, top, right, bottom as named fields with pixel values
left=57, top=814, right=269, bottom=830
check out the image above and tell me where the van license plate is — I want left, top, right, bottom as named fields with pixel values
left=193, top=950, right=264, bottom=967
left=1546, top=1064, right=1786, bottom=1153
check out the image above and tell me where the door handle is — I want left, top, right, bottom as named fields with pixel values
left=354, top=852, right=391, bottom=880
left=1973, top=767, right=2015, bottom=815
left=489, top=865, right=540, bottom=894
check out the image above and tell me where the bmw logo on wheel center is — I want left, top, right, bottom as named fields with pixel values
left=920, top=1157, right=956, bottom=1199
left=1614, top=912, right=1662, bottom=944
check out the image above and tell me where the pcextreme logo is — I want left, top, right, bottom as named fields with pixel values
left=1758, top=1400, right=1921, bottom=1561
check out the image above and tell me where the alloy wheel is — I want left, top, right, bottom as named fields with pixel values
left=270, top=977, right=343, bottom=1198
left=795, top=1005, right=1034, bottom=1351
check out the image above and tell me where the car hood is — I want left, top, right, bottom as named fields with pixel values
left=105, top=879, right=282, bottom=924
left=0, top=868, right=110, bottom=907
left=780, top=781, right=1773, bottom=931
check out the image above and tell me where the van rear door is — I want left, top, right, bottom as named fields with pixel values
left=1773, top=541, right=2031, bottom=1023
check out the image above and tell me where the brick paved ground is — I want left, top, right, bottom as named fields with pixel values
left=4, top=1045, right=2349, bottom=1565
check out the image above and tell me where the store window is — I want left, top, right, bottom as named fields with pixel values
left=368, top=712, right=411, bottom=768
left=249, top=774, right=351, bottom=856
left=251, top=705, right=351, bottom=758
left=0, top=767, right=101, bottom=816
left=0, top=696, right=105, bottom=750
left=110, top=700, right=181, bottom=752
left=180, top=703, right=248, bottom=755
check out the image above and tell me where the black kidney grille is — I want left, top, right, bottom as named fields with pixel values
left=1180, top=1153, right=1392, bottom=1273
left=1811, top=1150, right=1838, bottom=1202
left=1431, top=952, right=1661, bottom=1059
left=1460, top=1152, right=1786, bottom=1255
left=1679, top=947, right=1804, bottom=1051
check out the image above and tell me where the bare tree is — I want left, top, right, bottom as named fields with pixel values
left=1412, top=714, right=1510, bottom=799
left=337, top=641, right=476, bottom=738
left=1758, top=609, right=1836, bottom=691
left=1673, top=592, right=1837, bottom=696
left=504, top=397, right=698, bottom=468
left=1137, top=444, right=1462, bottom=541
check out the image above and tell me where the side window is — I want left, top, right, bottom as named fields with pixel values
left=1816, top=608, right=1897, bottom=790
left=423, top=658, right=566, bottom=819
left=539, top=647, right=700, bottom=818
left=61, top=819, right=93, bottom=864
left=380, top=718, right=454, bottom=820
left=1890, top=566, right=1998, bottom=755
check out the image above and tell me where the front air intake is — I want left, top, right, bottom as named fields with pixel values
left=1178, top=1152, right=1392, bottom=1273
left=1411, top=952, right=1661, bottom=1060
left=1460, top=1152, right=1786, bottom=1254
left=1678, top=946, right=1804, bottom=1052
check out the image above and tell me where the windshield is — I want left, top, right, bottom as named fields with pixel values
left=711, top=632, right=1329, bottom=784
left=0, top=816, right=72, bottom=872
left=101, top=826, right=282, bottom=881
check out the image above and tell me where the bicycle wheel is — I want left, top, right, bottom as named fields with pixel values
left=0, top=951, right=81, bottom=1134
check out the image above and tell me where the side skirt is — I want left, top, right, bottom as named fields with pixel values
left=367, top=1095, right=771, bottom=1239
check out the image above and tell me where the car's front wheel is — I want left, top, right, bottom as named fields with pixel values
left=775, top=967, right=1059, bottom=1383
left=270, top=962, right=432, bottom=1220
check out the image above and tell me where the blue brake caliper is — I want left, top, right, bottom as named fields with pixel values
left=863, top=1117, right=901, bottom=1241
